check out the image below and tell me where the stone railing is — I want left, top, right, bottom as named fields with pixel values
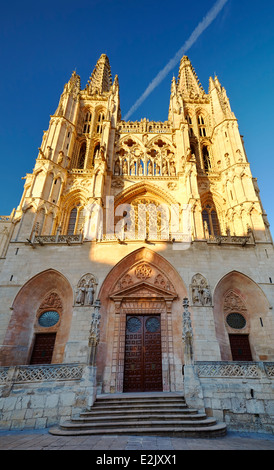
left=196, top=361, right=274, bottom=379
left=206, top=234, right=254, bottom=246
left=34, top=233, right=83, bottom=245
left=101, top=232, right=192, bottom=243
left=118, top=120, right=172, bottom=134
left=0, top=363, right=84, bottom=385
left=68, top=169, right=93, bottom=176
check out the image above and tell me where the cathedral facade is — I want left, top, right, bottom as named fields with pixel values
left=0, top=54, right=273, bottom=433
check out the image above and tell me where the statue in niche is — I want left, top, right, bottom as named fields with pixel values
left=45, top=146, right=53, bottom=160
left=201, top=286, right=211, bottom=306
left=137, top=160, right=143, bottom=176
left=147, top=161, right=153, bottom=175
left=162, top=161, right=168, bottom=176
left=57, top=151, right=64, bottom=165
left=122, top=160, right=128, bottom=175
left=75, top=274, right=97, bottom=306
left=203, top=221, right=209, bottom=239
left=86, top=283, right=95, bottom=305
left=130, top=160, right=136, bottom=175
left=114, top=159, right=120, bottom=175
left=76, top=280, right=86, bottom=305
left=155, top=162, right=161, bottom=175
left=191, top=274, right=211, bottom=306
left=170, top=161, right=176, bottom=176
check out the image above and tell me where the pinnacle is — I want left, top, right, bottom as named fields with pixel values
left=87, top=53, right=112, bottom=95
left=177, top=56, right=206, bottom=100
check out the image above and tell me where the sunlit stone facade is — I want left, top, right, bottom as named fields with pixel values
left=0, top=54, right=273, bottom=432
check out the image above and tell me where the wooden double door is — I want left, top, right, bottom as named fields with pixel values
left=123, top=314, right=163, bottom=392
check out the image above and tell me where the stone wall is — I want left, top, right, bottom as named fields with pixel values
left=0, top=364, right=96, bottom=430
left=195, top=361, right=274, bottom=434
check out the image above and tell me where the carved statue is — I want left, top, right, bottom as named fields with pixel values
left=201, top=287, right=211, bottom=306
left=170, top=161, right=176, bottom=176
left=137, top=160, right=143, bottom=176
left=191, top=274, right=212, bottom=306
left=114, top=159, right=120, bottom=175
left=182, top=298, right=194, bottom=365
left=57, top=151, right=64, bottom=165
left=76, top=283, right=86, bottom=305
left=130, top=160, right=136, bottom=175
left=75, top=274, right=97, bottom=306
left=86, top=283, right=95, bottom=305
left=122, top=160, right=128, bottom=175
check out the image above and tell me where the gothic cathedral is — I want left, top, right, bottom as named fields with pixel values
left=0, top=54, right=273, bottom=433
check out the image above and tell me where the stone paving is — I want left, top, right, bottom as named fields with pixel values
left=0, top=429, right=274, bottom=450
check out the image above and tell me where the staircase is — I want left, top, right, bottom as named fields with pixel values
left=49, top=393, right=227, bottom=438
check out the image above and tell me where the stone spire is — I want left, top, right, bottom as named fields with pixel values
left=55, top=70, right=81, bottom=116
left=87, top=54, right=112, bottom=95
left=208, top=75, right=235, bottom=122
left=177, top=56, right=207, bottom=101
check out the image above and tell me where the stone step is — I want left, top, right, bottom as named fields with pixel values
left=49, top=393, right=227, bottom=438
left=79, top=408, right=199, bottom=418
left=93, top=397, right=186, bottom=406
left=55, top=417, right=219, bottom=432
left=73, top=412, right=208, bottom=423
left=91, top=403, right=189, bottom=412
left=49, top=422, right=227, bottom=438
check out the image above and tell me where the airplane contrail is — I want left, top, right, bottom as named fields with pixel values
left=124, top=0, right=229, bottom=120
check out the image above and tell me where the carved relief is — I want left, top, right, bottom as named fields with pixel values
left=191, top=273, right=211, bottom=306
left=112, top=261, right=176, bottom=298
left=75, top=273, right=97, bottom=306
left=39, top=292, right=63, bottom=311
left=223, top=290, right=247, bottom=313
left=118, top=274, right=133, bottom=289
left=154, top=273, right=170, bottom=291
left=135, top=263, right=152, bottom=280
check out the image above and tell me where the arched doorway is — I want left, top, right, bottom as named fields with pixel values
left=0, top=269, right=73, bottom=366
left=96, top=247, right=188, bottom=394
left=213, top=271, right=271, bottom=362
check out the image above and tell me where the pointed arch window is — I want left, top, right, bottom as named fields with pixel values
left=186, top=113, right=194, bottom=137
left=96, top=112, right=105, bottom=134
left=78, top=142, right=86, bottom=169
left=198, top=115, right=207, bottom=137
left=202, top=145, right=211, bottom=173
left=202, top=203, right=220, bottom=237
left=83, top=112, right=92, bottom=134
left=92, top=143, right=100, bottom=165
left=67, top=205, right=85, bottom=235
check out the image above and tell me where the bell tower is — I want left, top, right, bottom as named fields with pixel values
left=12, top=55, right=120, bottom=243
left=168, top=55, right=271, bottom=242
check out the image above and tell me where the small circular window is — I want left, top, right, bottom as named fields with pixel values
left=226, top=313, right=246, bottom=330
left=126, top=317, right=141, bottom=333
left=146, top=317, right=160, bottom=333
left=38, top=310, right=60, bottom=328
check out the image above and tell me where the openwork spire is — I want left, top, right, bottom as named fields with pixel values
left=87, top=54, right=112, bottom=95
left=177, top=56, right=206, bottom=101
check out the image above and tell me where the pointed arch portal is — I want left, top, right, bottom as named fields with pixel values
left=97, top=247, right=187, bottom=393
left=0, top=269, right=73, bottom=366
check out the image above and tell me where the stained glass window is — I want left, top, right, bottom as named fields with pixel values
left=38, top=310, right=60, bottom=328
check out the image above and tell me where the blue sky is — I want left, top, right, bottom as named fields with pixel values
left=0, top=0, right=273, bottom=236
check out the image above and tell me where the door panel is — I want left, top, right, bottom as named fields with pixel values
left=30, top=333, right=56, bottom=364
left=229, top=334, right=253, bottom=361
left=124, top=315, right=162, bottom=392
